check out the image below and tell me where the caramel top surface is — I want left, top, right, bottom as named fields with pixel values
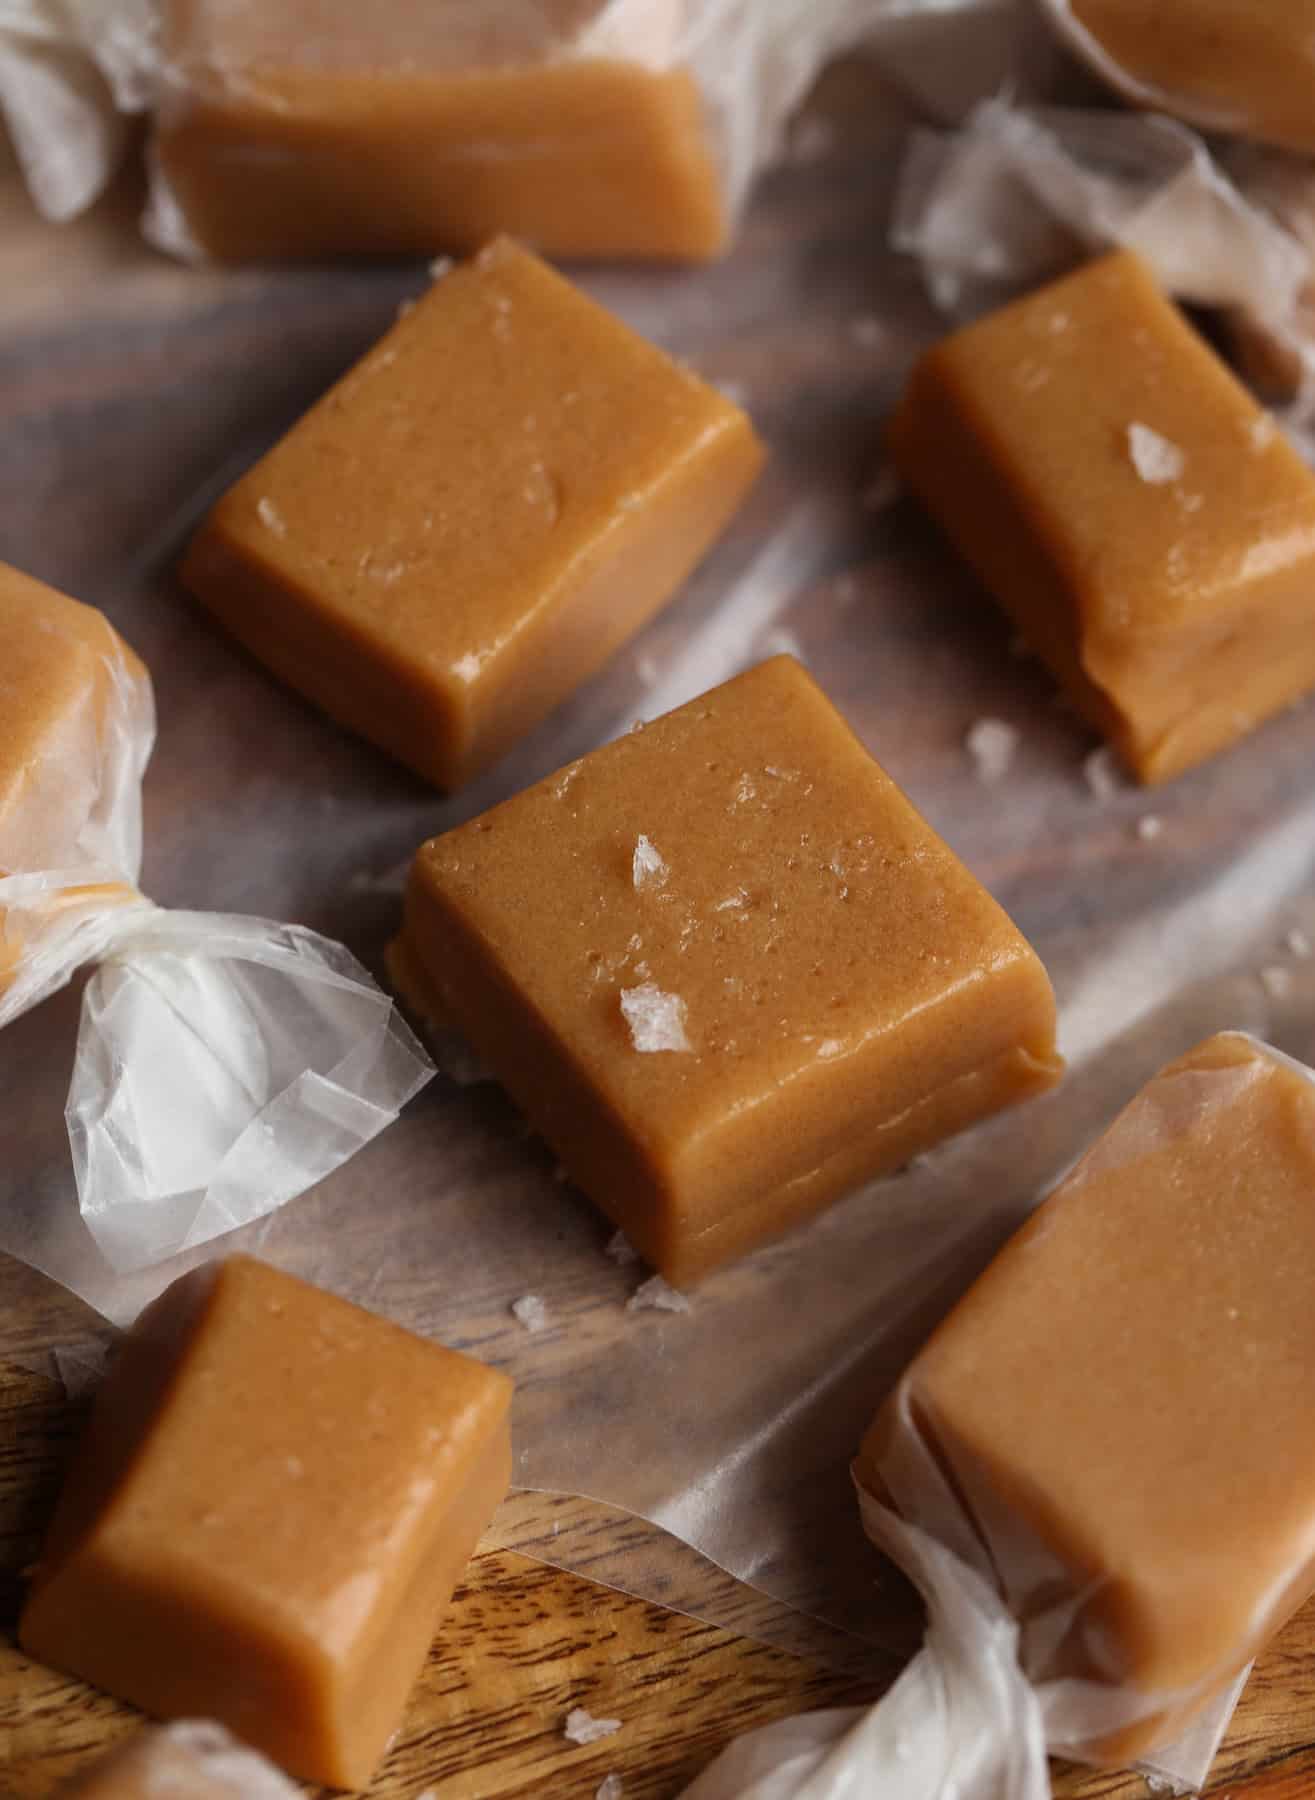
left=1071, top=0, right=1315, bottom=150
left=86, top=1257, right=511, bottom=1657
left=208, top=240, right=747, bottom=699
left=897, top=1032, right=1315, bottom=1678
left=165, top=0, right=655, bottom=74
left=412, top=656, right=1050, bottom=1161
left=918, top=251, right=1315, bottom=645
left=0, top=562, right=144, bottom=867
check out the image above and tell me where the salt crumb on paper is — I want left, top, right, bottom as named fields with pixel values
left=564, top=1707, right=623, bottom=1746
left=596, top=1778, right=624, bottom=1800
left=620, top=983, right=690, bottom=1053
left=965, top=717, right=1019, bottom=784
left=256, top=496, right=287, bottom=538
left=1261, top=965, right=1293, bottom=1000
left=1083, top=745, right=1125, bottom=800
left=605, top=1229, right=640, bottom=1266
left=632, top=834, right=668, bottom=890
left=1286, top=928, right=1312, bottom=959
left=428, top=255, right=453, bottom=281
left=627, top=1275, right=691, bottom=1315
left=1127, top=422, right=1186, bottom=486
left=1135, top=814, right=1163, bottom=842
left=511, top=1295, right=549, bottom=1334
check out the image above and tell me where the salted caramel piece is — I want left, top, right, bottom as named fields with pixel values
left=889, top=249, right=1315, bottom=784
left=20, top=1256, right=513, bottom=1789
left=392, top=656, right=1062, bottom=1284
left=859, top=1032, right=1315, bottom=1762
left=181, top=239, right=763, bottom=790
left=154, top=0, right=728, bottom=262
left=0, top=563, right=147, bottom=989
left=59, top=1721, right=298, bottom=1798
left=1064, top=0, right=1315, bottom=154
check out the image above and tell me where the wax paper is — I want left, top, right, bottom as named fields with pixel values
left=4, top=34, right=1315, bottom=1800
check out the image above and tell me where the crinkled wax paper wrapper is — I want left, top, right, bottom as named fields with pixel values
left=5, top=11, right=1315, bottom=1798
left=0, top=0, right=897, bottom=260
left=0, top=612, right=432, bottom=1299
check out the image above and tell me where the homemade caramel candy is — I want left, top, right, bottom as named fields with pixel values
left=1062, top=0, right=1315, bottom=153
left=392, top=657, right=1061, bottom=1284
left=59, top=1721, right=298, bottom=1798
left=889, top=249, right=1315, bottom=784
left=154, top=0, right=728, bottom=262
left=20, top=1256, right=512, bottom=1789
left=0, top=562, right=147, bottom=990
left=859, top=1032, right=1315, bottom=1763
left=182, top=239, right=763, bottom=790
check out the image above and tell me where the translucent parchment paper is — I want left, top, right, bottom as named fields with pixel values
left=3, top=43, right=1315, bottom=1796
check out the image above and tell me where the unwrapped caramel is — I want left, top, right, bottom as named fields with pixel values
left=392, top=656, right=1061, bottom=1284
left=859, top=1031, right=1315, bottom=1764
left=890, top=249, right=1315, bottom=783
left=153, top=0, right=730, bottom=262
left=21, top=1256, right=512, bottom=1788
left=182, top=239, right=763, bottom=790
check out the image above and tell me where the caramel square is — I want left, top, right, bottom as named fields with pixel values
left=20, top=1257, right=512, bottom=1789
left=181, top=239, right=763, bottom=789
left=859, top=1032, right=1315, bottom=1762
left=889, top=249, right=1315, bottom=782
left=392, top=656, right=1061, bottom=1284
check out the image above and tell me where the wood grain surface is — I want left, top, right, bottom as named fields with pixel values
left=5, top=53, right=1315, bottom=1800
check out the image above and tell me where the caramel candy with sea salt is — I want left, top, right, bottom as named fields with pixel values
left=155, top=0, right=728, bottom=262
left=182, top=239, right=763, bottom=790
left=1066, top=0, right=1315, bottom=154
left=391, top=657, right=1062, bottom=1284
left=20, top=1256, right=512, bottom=1789
left=0, top=562, right=146, bottom=990
left=859, top=1031, right=1315, bottom=1762
left=59, top=1721, right=298, bottom=1798
left=889, top=249, right=1315, bottom=784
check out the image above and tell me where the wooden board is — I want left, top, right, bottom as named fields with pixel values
left=5, top=56, right=1315, bottom=1800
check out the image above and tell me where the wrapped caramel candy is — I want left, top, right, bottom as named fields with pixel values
left=0, top=561, right=431, bottom=1315
left=683, top=1032, right=1315, bottom=1797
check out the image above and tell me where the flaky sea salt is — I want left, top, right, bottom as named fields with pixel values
left=627, top=1275, right=691, bottom=1314
left=511, top=1295, right=549, bottom=1333
left=1083, top=746, right=1124, bottom=800
left=1261, top=965, right=1293, bottom=1000
left=564, top=1708, right=623, bottom=1746
left=596, top=1777, right=625, bottom=1800
left=1286, top=928, right=1312, bottom=959
left=965, top=718, right=1019, bottom=784
left=428, top=256, right=454, bottom=281
left=157, top=1722, right=300, bottom=1797
left=1127, top=422, right=1186, bottom=485
left=1136, top=814, right=1163, bottom=842
left=621, top=983, right=690, bottom=1053
left=605, top=1229, right=640, bottom=1266
left=256, top=496, right=287, bottom=538
left=633, top=834, right=667, bottom=890
left=849, top=315, right=885, bottom=351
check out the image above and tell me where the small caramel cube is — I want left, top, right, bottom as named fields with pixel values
left=59, top=1721, right=297, bottom=1798
left=20, top=1256, right=512, bottom=1789
left=889, top=249, right=1315, bottom=783
left=392, top=657, right=1061, bottom=1284
left=182, top=239, right=763, bottom=789
left=858, top=1032, right=1315, bottom=1763
left=1066, top=0, right=1315, bottom=154
left=0, top=562, right=148, bottom=990
left=154, top=0, right=729, bottom=263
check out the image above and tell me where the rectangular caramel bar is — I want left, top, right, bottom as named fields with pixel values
left=154, top=0, right=729, bottom=262
left=182, top=239, right=763, bottom=789
left=20, top=1256, right=513, bottom=1789
left=889, top=249, right=1315, bottom=782
left=859, top=1032, right=1315, bottom=1762
left=392, top=656, right=1061, bottom=1284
